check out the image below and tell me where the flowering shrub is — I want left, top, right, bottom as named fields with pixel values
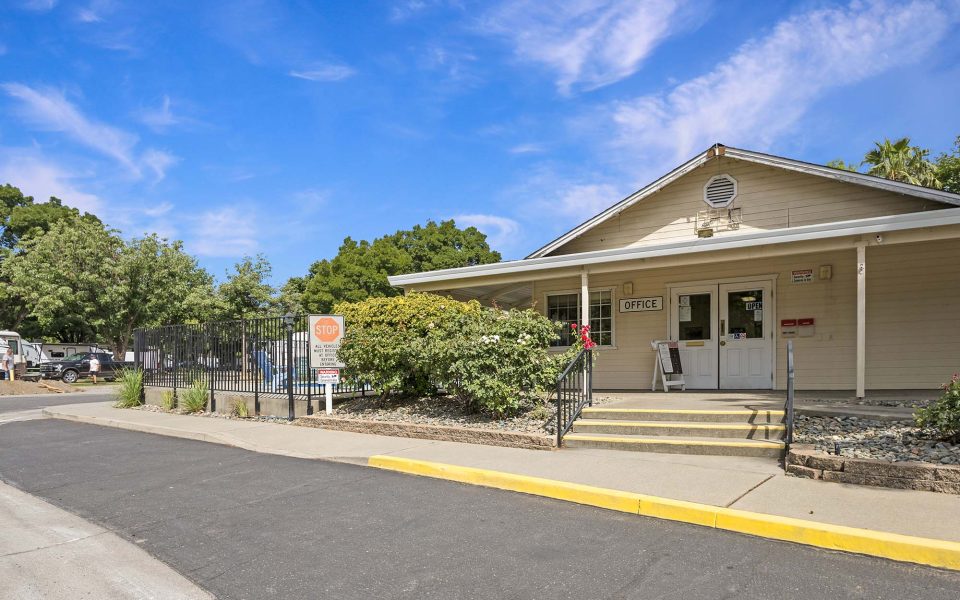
left=915, top=374, right=960, bottom=443
left=426, top=307, right=565, bottom=416
left=335, top=292, right=565, bottom=415
left=335, top=292, right=482, bottom=398
left=569, top=323, right=596, bottom=351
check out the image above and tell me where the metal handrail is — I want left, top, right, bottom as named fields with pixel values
left=555, top=348, right=593, bottom=447
left=785, top=340, right=795, bottom=445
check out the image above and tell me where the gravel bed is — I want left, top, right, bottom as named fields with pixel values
left=798, top=396, right=934, bottom=409
left=325, top=393, right=617, bottom=435
left=795, top=414, right=960, bottom=464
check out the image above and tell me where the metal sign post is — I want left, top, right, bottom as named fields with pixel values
left=308, top=315, right=345, bottom=415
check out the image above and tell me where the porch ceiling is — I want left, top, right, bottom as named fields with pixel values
left=442, top=282, right=533, bottom=309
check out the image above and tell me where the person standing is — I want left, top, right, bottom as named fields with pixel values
left=89, top=354, right=100, bottom=385
left=1, top=348, right=14, bottom=381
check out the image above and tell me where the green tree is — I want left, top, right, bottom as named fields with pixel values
left=217, top=254, right=275, bottom=320
left=826, top=159, right=859, bottom=172
left=300, top=220, right=501, bottom=313
left=1, top=217, right=123, bottom=344
left=935, top=135, right=960, bottom=194
left=103, top=234, right=219, bottom=355
left=1, top=220, right=217, bottom=355
left=275, top=275, right=307, bottom=315
left=862, top=137, right=941, bottom=188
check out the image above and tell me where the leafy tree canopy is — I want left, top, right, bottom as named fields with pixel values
left=300, top=220, right=501, bottom=313
left=0, top=185, right=101, bottom=249
left=861, top=137, right=941, bottom=188
left=935, top=135, right=960, bottom=194
left=216, top=254, right=275, bottom=320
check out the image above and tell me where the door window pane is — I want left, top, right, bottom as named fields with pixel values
left=727, top=289, right=764, bottom=339
left=678, top=294, right=711, bottom=340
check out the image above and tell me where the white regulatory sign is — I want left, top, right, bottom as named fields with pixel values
left=316, top=368, right=340, bottom=383
left=308, top=314, right=345, bottom=369
left=619, top=296, right=663, bottom=313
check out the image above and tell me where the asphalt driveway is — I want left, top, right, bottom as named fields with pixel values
left=1, top=419, right=958, bottom=600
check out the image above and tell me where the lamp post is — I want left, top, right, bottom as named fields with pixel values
left=282, top=313, right=296, bottom=421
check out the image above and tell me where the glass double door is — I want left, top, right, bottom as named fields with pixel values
left=670, top=280, right=773, bottom=389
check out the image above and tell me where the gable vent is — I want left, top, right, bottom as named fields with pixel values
left=703, top=174, right=738, bottom=208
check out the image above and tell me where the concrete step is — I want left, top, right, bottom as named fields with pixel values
left=562, top=432, right=786, bottom=457
left=580, top=407, right=785, bottom=424
left=571, top=419, right=786, bottom=440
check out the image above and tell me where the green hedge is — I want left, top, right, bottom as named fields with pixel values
left=335, top=292, right=570, bottom=416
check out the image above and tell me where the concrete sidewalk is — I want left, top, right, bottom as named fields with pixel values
left=44, top=402, right=960, bottom=546
left=0, top=480, right=210, bottom=599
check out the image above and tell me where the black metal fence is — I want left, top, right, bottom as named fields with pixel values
left=133, top=315, right=367, bottom=419
left=555, top=349, right=593, bottom=446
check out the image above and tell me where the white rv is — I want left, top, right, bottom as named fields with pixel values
left=42, top=342, right=111, bottom=360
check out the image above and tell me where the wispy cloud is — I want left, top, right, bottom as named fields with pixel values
left=610, top=0, right=960, bottom=164
left=508, top=143, right=545, bottom=155
left=189, top=206, right=259, bottom=257
left=21, top=0, right=57, bottom=11
left=480, top=0, right=699, bottom=93
left=288, top=63, right=356, bottom=82
left=454, top=213, right=521, bottom=249
left=3, top=83, right=139, bottom=172
left=143, top=201, right=174, bottom=217
left=2, top=83, right=178, bottom=181
left=0, top=151, right=103, bottom=214
left=140, top=149, right=178, bottom=183
left=137, top=95, right=189, bottom=131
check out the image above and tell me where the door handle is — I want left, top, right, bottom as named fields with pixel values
left=720, top=341, right=726, bottom=346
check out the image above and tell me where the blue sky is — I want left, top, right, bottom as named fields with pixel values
left=2, top=0, right=959, bottom=284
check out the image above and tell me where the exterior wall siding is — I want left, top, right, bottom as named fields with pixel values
left=552, top=158, right=944, bottom=256
left=533, top=238, right=960, bottom=391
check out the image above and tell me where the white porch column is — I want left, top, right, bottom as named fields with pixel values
left=580, top=270, right=590, bottom=328
left=856, top=243, right=866, bottom=399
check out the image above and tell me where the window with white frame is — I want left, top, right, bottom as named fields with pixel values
left=546, top=290, right=613, bottom=347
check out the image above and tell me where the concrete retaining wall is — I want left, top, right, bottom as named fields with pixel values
left=144, top=386, right=315, bottom=419
left=787, top=444, right=960, bottom=495
left=298, top=416, right=555, bottom=451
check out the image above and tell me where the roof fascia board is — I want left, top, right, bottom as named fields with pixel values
left=389, top=208, right=960, bottom=287
left=524, top=149, right=713, bottom=259
left=724, top=148, right=960, bottom=206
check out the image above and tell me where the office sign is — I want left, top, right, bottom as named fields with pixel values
left=619, top=296, right=663, bottom=313
left=308, top=314, right=345, bottom=369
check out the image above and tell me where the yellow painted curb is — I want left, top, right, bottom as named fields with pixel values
left=368, top=455, right=960, bottom=571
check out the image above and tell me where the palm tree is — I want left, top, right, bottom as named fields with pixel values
left=861, top=137, right=942, bottom=189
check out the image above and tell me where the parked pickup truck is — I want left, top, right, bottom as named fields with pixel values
left=39, top=352, right=128, bottom=384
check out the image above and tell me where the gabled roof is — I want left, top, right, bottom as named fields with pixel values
left=526, top=143, right=960, bottom=259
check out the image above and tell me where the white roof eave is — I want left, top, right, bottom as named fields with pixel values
left=389, top=208, right=960, bottom=287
